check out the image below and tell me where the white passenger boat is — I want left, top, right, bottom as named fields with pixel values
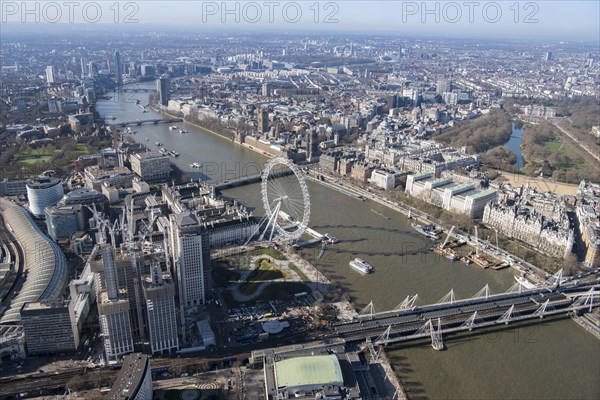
left=514, top=275, right=537, bottom=289
left=411, top=222, right=440, bottom=240
left=349, top=258, right=373, bottom=274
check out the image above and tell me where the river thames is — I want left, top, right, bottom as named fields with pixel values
left=96, top=85, right=599, bottom=400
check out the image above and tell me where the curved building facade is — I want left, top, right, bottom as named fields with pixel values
left=0, top=199, right=68, bottom=324
left=26, top=177, right=64, bottom=218
left=45, top=205, right=84, bottom=241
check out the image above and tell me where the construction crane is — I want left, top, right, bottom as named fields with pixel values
left=87, top=204, right=108, bottom=245
left=139, top=214, right=158, bottom=248
left=474, top=225, right=480, bottom=257
left=493, top=228, right=499, bottom=249
left=442, top=226, right=455, bottom=249
left=105, top=219, right=120, bottom=251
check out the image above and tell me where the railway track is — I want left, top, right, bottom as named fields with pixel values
left=335, top=292, right=578, bottom=342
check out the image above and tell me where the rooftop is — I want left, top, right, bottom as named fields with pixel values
left=446, top=182, right=474, bottom=194
left=412, top=172, right=433, bottom=179
left=26, top=177, right=61, bottom=189
left=132, top=151, right=169, bottom=160
left=0, top=199, right=68, bottom=324
left=467, top=187, right=497, bottom=200
left=85, top=166, right=132, bottom=179
left=274, top=354, right=343, bottom=390
left=62, top=187, right=104, bottom=201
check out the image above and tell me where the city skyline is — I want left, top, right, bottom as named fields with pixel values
left=1, top=1, right=599, bottom=41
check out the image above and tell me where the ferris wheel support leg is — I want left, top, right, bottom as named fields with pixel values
left=244, top=216, right=267, bottom=246
left=267, top=201, right=282, bottom=243
left=259, top=200, right=281, bottom=242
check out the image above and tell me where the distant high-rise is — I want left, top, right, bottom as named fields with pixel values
left=157, top=76, right=170, bottom=106
left=45, top=66, right=55, bottom=84
left=545, top=51, right=553, bottom=61
left=258, top=108, right=269, bottom=134
left=386, top=95, right=397, bottom=110
left=80, top=57, right=87, bottom=77
left=141, top=64, right=155, bottom=77
left=97, top=245, right=134, bottom=364
left=88, top=61, right=98, bottom=78
left=262, top=82, right=272, bottom=97
left=169, top=213, right=210, bottom=308
left=114, top=51, right=123, bottom=87
left=307, top=130, right=320, bottom=162
left=143, top=264, right=179, bottom=355
left=436, top=78, right=452, bottom=95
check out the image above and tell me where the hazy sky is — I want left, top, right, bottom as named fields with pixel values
left=1, top=1, right=599, bottom=41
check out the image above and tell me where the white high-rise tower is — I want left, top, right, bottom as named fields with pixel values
left=45, top=66, right=55, bottom=84
left=97, top=244, right=134, bottom=364
left=143, top=263, right=179, bottom=355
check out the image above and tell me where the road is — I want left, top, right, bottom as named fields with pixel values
left=550, top=120, right=600, bottom=163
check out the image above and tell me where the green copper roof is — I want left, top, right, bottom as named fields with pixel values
left=274, top=355, right=343, bottom=389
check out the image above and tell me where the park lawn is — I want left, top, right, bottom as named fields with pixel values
left=239, top=258, right=291, bottom=296
left=238, top=281, right=262, bottom=296
left=253, top=258, right=292, bottom=280
left=252, top=247, right=286, bottom=260
left=288, top=263, right=310, bottom=282
left=67, top=143, right=97, bottom=161
left=14, top=148, right=61, bottom=165
left=16, top=155, right=54, bottom=164
left=252, top=282, right=311, bottom=302
left=543, top=141, right=564, bottom=151
left=225, top=282, right=311, bottom=307
left=542, top=138, right=586, bottom=170
left=211, top=262, right=241, bottom=287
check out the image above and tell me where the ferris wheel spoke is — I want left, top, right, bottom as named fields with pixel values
left=287, top=184, right=303, bottom=203
left=269, top=177, right=286, bottom=201
left=289, top=197, right=304, bottom=215
left=286, top=200, right=302, bottom=220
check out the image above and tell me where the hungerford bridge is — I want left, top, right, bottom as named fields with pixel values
left=334, top=272, right=599, bottom=351
left=111, top=118, right=182, bottom=127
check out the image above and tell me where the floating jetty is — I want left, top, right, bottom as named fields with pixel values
left=492, top=262, right=510, bottom=270
left=306, top=227, right=325, bottom=239
left=294, top=237, right=323, bottom=248
left=465, top=252, right=493, bottom=269
left=282, top=211, right=338, bottom=247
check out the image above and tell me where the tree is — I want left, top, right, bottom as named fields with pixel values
left=482, top=145, right=517, bottom=170
left=66, top=375, right=88, bottom=392
left=433, top=108, right=512, bottom=153
left=562, top=252, right=579, bottom=275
